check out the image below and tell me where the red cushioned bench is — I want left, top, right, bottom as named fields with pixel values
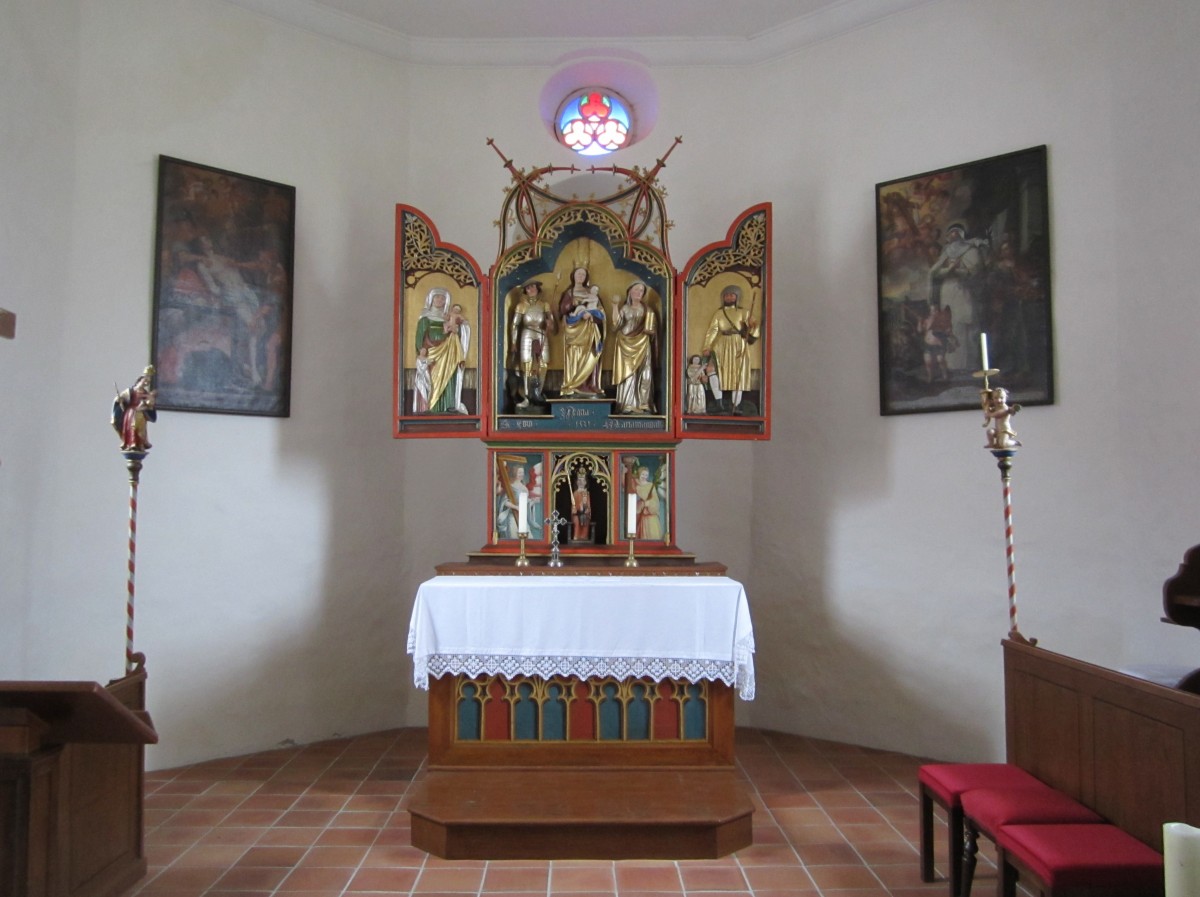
left=918, top=763, right=1048, bottom=896
left=995, top=823, right=1164, bottom=897
left=959, top=786, right=1104, bottom=897
left=918, top=638, right=1200, bottom=897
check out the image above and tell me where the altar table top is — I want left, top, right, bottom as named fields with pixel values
left=407, top=575, right=755, bottom=700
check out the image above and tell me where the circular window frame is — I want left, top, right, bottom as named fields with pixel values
left=555, top=87, right=634, bottom=157
left=539, top=54, right=658, bottom=157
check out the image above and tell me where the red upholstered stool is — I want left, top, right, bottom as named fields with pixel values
left=958, top=787, right=1104, bottom=897
left=918, top=764, right=1045, bottom=896
left=995, top=823, right=1164, bottom=897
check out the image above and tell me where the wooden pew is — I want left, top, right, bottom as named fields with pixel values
left=1003, top=637, right=1200, bottom=852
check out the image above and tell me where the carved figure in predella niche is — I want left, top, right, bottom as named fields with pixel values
left=570, top=469, right=592, bottom=543
left=413, top=286, right=471, bottom=414
left=558, top=266, right=607, bottom=397
left=508, top=278, right=556, bottom=410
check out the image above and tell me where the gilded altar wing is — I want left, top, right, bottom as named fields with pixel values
left=678, top=204, right=772, bottom=440
left=393, top=204, right=484, bottom=438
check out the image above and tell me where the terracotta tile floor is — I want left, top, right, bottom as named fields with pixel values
left=130, top=727, right=987, bottom=897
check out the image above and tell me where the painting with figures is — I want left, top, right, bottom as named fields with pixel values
left=393, top=206, right=483, bottom=436
left=151, top=156, right=294, bottom=416
left=876, top=145, right=1054, bottom=415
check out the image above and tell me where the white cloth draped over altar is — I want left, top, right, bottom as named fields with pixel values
left=407, top=575, right=756, bottom=700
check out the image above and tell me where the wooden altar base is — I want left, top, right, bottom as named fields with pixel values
left=405, top=767, right=753, bottom=860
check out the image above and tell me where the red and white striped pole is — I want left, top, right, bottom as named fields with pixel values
left=124, top=458, right=143, bottom=673
left=993, top=451, right=1022, bottom=639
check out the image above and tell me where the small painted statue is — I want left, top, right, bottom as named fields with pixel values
left=982, top=386, right=1021, bottom=450
left=570, top=470, right=592, bottom=542
left=113, top=365, right=157, bottom=452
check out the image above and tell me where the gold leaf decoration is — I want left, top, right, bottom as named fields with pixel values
left=401, top=212, right=479, bottom=287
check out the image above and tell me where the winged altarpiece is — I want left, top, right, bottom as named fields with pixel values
left=394, top=139, right=772, bottom=560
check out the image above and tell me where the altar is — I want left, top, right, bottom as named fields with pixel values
left=393, top=154, right=769, bottom=858
left=404, top=571, right=757, bottom=859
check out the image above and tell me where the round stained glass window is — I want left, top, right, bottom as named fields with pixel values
left=557, top=89, right=633, bottom=157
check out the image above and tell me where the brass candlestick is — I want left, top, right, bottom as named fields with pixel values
left=515, top=533, right=531, bottom=567
left=624, top=535, right=638, bottom=568
left=973, top=359, right=1033, bottom=646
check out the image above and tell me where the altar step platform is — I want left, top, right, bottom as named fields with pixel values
left=405, top=766, right=753, bottom=860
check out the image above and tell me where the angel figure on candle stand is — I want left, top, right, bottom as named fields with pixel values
left=112, top=365, right=157, bottom=453
left=982, top=386, right=1021, bottom=449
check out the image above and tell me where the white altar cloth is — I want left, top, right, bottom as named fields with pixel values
left=407, top=575, right=755, bottom=700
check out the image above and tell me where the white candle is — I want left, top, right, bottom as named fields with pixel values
left=627, top=493, right=638, bottom=538
left=980, top=332, right=990, bottom=371
left=1165, top=822, right=1200, bottom=897
left=517, top=492, right=528, bottom=535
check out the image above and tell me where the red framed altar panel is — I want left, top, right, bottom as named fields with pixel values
left=481, top=444, right=680, bottom=559
left=483, top=159, right=677, bottom=443
left=393, top=147, right=773, bottom=447
left=676, top=204, right=772, bottom=440
left=393, top=146, right=772, bottom=565
left=393, top=205, right=486, bottom=437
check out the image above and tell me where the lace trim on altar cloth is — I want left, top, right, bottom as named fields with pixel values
left=414, top=638, right=756, bottom=701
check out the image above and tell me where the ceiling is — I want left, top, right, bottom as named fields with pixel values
left=225, top=0, right=935, bottom=66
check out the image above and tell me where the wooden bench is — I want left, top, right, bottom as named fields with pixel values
left=1002, top=638, right=1200, bottom=852
left=960, top=785, right=1104, bottom=896
left=918, top=762, right=1047, bottom=896
left=920, top=639, right=1200, bottom=896
left=994, top=638, right=1200, bottom=895
left=994, top=822, right=1163, bottom=897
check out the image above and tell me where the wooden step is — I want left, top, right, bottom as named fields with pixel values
left=404, top=767, right=754, bottom=860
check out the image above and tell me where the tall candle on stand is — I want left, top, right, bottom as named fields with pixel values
left=518, top=492, right=529, bottom=535
left=627, top=493, right=638, bottom=538
left=980, top=332, right=990, bottom=371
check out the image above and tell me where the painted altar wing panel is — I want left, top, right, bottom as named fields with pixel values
left=393, top=204, right=485, bottom=437
left=677, top=203, right=772, bottom=440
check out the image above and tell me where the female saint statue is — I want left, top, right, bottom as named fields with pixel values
left=611, top=281, right=657, bottom=414
left=413, top=287, right=470, bottom=414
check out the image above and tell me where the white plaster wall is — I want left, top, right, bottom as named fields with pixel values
left=0, top=0, right=82, bottom=671
left=744, top=0, right=1200, bottom=759
left=1, top=0, right=431, bottom=767
left=1, top=0, right=1197, bottom=770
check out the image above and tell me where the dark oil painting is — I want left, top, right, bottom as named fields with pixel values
left=151, top=156, right=295, bottom=416
left=876, top=145, right=1053, bottom=415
